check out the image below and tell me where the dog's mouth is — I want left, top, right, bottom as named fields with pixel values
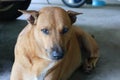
left=46, top=46, right=64, bottom=61
left=50, top=49, right=64, bottom=60
left=52, top=56, right=64, bottom=60
left=51, top=51, right=64, bottom=60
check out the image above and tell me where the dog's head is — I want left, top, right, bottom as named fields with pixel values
left=19, top=7, right=82, bottom=61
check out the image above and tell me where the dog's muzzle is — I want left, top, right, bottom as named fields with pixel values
left=50, top=46, right=64, bottom=60
left=51, top=50, right=64, bottom=60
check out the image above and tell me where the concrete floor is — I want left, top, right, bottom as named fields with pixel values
left=0, top=1, right=120, bottom=80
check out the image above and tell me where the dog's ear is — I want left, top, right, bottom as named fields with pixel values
left=67, top=10, right=82, bottom=24
left=18, top=10, right=39, bottom=25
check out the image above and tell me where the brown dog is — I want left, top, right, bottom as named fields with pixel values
left=10, top=7, right=99, bottom=80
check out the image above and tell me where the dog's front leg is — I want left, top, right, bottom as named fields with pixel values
left=75, top=27, right=99, bottom=72
left=10, top=63, right=37, bottom=80
left=82, top=34, right=99, bottom=72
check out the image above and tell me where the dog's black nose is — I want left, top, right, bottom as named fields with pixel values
left=51, top=50, right=64, bottom=60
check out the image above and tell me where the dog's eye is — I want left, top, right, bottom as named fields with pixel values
left=61, top=28, right=69, bottom=34
left=41, top=29, right=49, bottom=35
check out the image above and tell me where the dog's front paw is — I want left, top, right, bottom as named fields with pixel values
left=83, top=57, right=98, bottom=73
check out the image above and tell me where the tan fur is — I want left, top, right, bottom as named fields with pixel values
left=10, top=7, right=99, bottom=80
